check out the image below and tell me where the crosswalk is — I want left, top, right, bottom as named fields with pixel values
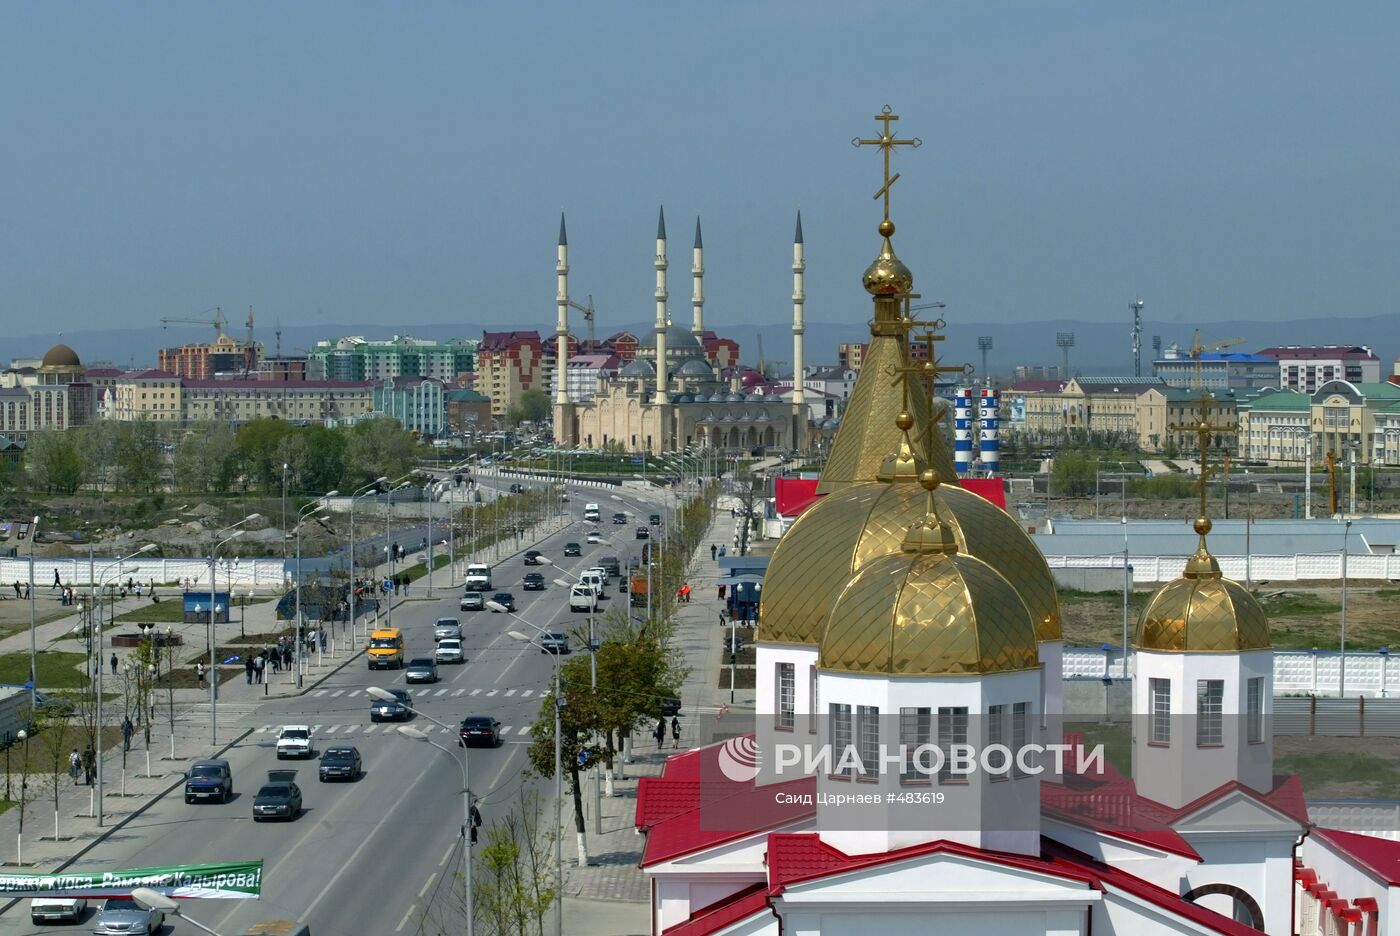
left=252, top=722, right=531, bottom=737
left=307, top=687, right=537, bottom=699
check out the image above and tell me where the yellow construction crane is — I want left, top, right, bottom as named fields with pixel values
left=1186, top=329, right=1244, bottom=388
left=567, top=296, right=595, bottom=352
left=160, top=306, right=227, bottom=338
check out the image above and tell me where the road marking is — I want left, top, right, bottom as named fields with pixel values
left=342, top=725, right=358, bottom=734
left=396, top=903, right=416, bottom=931
left=312, top=689, right=328, bottom=697
left=499, top=725, right=511, bottom=735
left=330, top=689, right=345, bottom=697
left=324, top=725, right=339, bottom=734
left=521, top=689, right=533, bottom=698
left=364, top=725, right=379, bottom=733
left=256, top=725, right=271, bottom=733
left=311, top=724, right=323, bottom=733
left=452, top=689, right=465, bottom=696
left=418, top=872, right=435, bottom=898
left=505, top=689, right=517, bottom=696
left=486, top=689, right=498, bottom=697
left=439, top=842, right=454, bottom=867
left=519, top=725, right=531, bottom=736
left=434, top=688, right=448, bottom=697
left=470, top=688, right=481, bottom=696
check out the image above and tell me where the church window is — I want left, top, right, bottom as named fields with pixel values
left=1196, top=680, right=1224, bottom=747
left=829, top=704, right=852, bottom=780
left=937, top=706, right=969, bottom=785
left=899, top=707, right=931, bottom=785
left=808, top=666, right=817, bottom=734
left=855, top=706, right=879, bottom=781
left=775, top=663, right=794, bottom=730
left=988, top=704, right=1007, bottom=782
left=1247, top=677, right=1264, bottom=744
left=1149, top=678, right=1171, bottom=745
left=1012, top=702, right=1029, bottom=778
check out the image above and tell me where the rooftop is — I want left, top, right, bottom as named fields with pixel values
left=1257, top=345, right=1378, bottom=361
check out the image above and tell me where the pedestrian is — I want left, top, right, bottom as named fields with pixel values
left=681, top=582, right=691, bottom=604
left=244, top=656, right=254, bottom=684
left=122, top=716, right=133, bottom=753
left=134, top=582, right=142, bottom=599
left=719, top=608, right=727, bottom=628
left=254, top=654, right=265, bottom=684
left=196, top=662, right=206, bottom=687
left=269, top=646, right=279, bottom=673
left=69, top=748, right=82, bottom=784
left=110, top=653, right=118, bottom=676
left=282, top=645, right=292, bottom=670
left=653, top=719, right=667, bottom=749
left=719, top=545, right=727, bottom=558
left=24, top=581, right=30, bottom=599
left=717, top=583, right=726, bottom=601
left=12, top=581, right=20, bottom=599
left=308, top=630, right=317, bottom=654
left=52, top=568, right=61, bottom=590
left=671, top=716, right=681, bottom=749
left=710, top=543, right=717, bottom=561
left=82, top=747, right=95, bottom=786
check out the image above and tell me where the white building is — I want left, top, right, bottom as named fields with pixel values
left=1256, top=345, right=1381, bottom=394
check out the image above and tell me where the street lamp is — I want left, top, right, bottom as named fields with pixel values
left=383, top=475, right=417, bottom=628
left=293, top=497, right=334, bottom=687
left=397, top=721, right=476, bottom=936
left=1341, top=518, right=1352, bottom=698
left=207, top=521, right=255, bottom=745
left=26, top=515, right=40, bottom=716
left=348, top=477, right=389, bottom=648
left=130, top=888, right=224, bottom=936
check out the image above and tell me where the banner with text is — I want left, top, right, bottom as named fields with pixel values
left=0, top=860, right=263, bottom=899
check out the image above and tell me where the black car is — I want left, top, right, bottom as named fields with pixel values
left=522, top=572, right=545, bottom=590
left=459, top=715, right=502, bottom=748
left=659, top=696, right=682, bottom=717
left=253, top=769, right=302, bottom=821
left=184, top=758, right=232, bottom=804
left=491, top=592, right=516, bottom=612
left=509, top=482, right=524, bottom=493
left=563, top=542, right=582, bottom=557
left=318, top=746, right=362, bottom=782
left=405, top=657, right=439, bottom=683
left=612, top=512, right=627, bottom=524
left=649, top=514, right=661, bottom=526
left=370, top=687, right=412, bottom=722
left=635, top=526, right=650, bottom=540
left=523, top=550, right=543, bottom=565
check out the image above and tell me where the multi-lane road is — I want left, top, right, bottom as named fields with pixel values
left=1, top=477, right=665, bottom=935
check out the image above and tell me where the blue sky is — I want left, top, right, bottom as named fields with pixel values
left=3, top=2, right=1397, bottom=337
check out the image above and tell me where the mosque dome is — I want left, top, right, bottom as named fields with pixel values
left=676, top=359, right=712, bottom=378
left=619, top=358, right=655, bottom=378
left=758, top=480, right=1062, bottom=647
left=819, top=546, right=1040, bottom=677
left=1134, top=517, right=1270, bottom=653
left=41, top=344, right=81, bottom=368
left=638, top=325, right=703, bottom=352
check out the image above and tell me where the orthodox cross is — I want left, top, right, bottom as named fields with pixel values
left=888, top=319, right=968, bottom=470
left=853, top=105, right=922, bottom=221
left=1169, top=391, right=1239, bottom=518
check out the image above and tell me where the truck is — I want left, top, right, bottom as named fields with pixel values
left=629, top=572, right=649, bottom=607
left=464, top=563, right=492, bottom=591
left=584, top=502, right=600, bottom=522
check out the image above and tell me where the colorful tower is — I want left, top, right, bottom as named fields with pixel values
left=954, top=387, right=973, bottom=473
left=979, top=387, right=1000, bottom=473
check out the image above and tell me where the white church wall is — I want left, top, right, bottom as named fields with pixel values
left=1301, top=834, right=1400, bottom=934
left=1179, top=833, right=1295, bottom=935
left=1041, top=817, right=1196, bottom=893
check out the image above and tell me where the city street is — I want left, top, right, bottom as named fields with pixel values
left=0, top=474, right=669, bottom=934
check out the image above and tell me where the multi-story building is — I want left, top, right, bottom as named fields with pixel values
left=1256, top=345, right=1380, bottom=393
left=373, top=377, right=446, bottom=436
left=1134, top=386, right=1237, bottom=453
left=836, top=342, right=867, bottom=372
left=802, top=365, right=857, bottom=410
left=551, top=353, right=619, bottom=404
left=1012, top=364, right=1062, bottom=382
left=1152, top=350, right=1280, bottom=391
left=178, top=379, right=373, bottom=425
left=0, top=345, right=96, bottom=435
left=477, top=330, right=547, bottom=423
left=1238, top=380, right=1400, bottom=466
left=158, top=334, right=259, bottom=379
left=1008, top=376, right=1162, bottom=438
left=253, top=356, right=309, bottom=382
left=108, top=369, right=184, bottom=422
left=307, top=336, right=475, bottom=384
left=445, top=388, right=492, bottom=435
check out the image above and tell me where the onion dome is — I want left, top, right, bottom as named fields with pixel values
left=41, top=344, right=81, bottom=368
left=758, top=479, right=1061, bottom=647
left=1134, top=517, right=1270, bottom=653
left=638, top=325, right=702, bottom=352
left=818, top=489, right=1040, bottom=677
left=861, top=220, right=913, bottom=297
left=676, top=359, right=711, bottom=378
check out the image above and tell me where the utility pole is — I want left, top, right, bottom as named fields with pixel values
left=1056, top=332, right=1075, bottom=380
left=977, top=336, right=993, bottom=387
left=1131, top=298, right=1144, bottom=378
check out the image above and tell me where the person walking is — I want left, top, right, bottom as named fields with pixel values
left=710, top=543, right=717, bottom=561
left=69, top=748, right=82, bottom=784
left=254, top=654, right=265, bottom=684
left=653, top=719, right=667, bottom=749
left=82, top=747, right=95, bottom=786
left=195, top=662, right=206, bottom=687
left=121, top=716, right=133, bottom=753
left=52, top=568, right=62, bottom=591
left=671, top=716, right=681, bottom=749
left=244, top=656, right=254, bottom=685
left=110, top=653, right=118, bottom=676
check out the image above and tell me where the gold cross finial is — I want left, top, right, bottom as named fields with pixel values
left=853, top=105, right=922, bottom=222
left=1168, top=391, right=1239, bottom=521
left=886, top=316, right=969, bottom=491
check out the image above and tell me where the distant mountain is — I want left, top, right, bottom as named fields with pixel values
left=9, top=314, right=1394, bottom=381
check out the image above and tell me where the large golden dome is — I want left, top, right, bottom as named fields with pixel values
left=1134, top=518, right=1270, bottom=653
left=819, top=549, right=1040, bottom=677
left=757, top=481, right=1062, bottom=646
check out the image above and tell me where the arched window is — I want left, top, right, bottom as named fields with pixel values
left=1182, top=883, right=1263, bottom=930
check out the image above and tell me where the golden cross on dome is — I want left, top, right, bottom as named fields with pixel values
left=1168, top=391, right=1239, bottom=519
left=889, top=320, right=968, bottom=484
left=853, top=105, right=922, bottom=221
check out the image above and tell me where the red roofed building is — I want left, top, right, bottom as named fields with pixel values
left=477, top=330, right=546, bottom=423
left=1255, top=345, right=1381, bottom=392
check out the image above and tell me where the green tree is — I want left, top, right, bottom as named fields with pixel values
left=1049, top=451, right=1096, bottom=497
left=173, top=422, right=237, bottom=493
left=24, top=430, right=85, bottom=494
left=296, top=426, right=347, bottom=494
left=343, top=417, right=415, bottom=487
left=113, top=421, right=165, bottom=493
left=236, top=418, right=296, bottom=493
left=79, top=421, right=121, bottom=495
left=506, top=388, right=550, bottom=426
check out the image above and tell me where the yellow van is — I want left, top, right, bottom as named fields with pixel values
left=367, top=628, right=404, bottom=670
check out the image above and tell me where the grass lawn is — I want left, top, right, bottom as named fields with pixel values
left=0, top=651, right=89, bottom=689
left=113, top=596, right=272, bottom=625
left=402, top=553, right=452, bottom=584
left=716, top=667, right=756, bottom=689
left=154, top=666, right=239, bottom=689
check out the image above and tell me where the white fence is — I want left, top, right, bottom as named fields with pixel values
left=1063, top=645, right=1400, bottom=699
left=1045, top=553, right=1400, bottom=584
left=0, top=557, right=288, bottom=589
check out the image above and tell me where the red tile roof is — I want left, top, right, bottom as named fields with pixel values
left=1310, top=827, right=1400, bottom=886
left=479, top=330, right=542, bottom=351
left=640, top=775, right=816, bottom=867
left=662, top=882, right=771, bottom=936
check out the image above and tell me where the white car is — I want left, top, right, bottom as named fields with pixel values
left=276, top=725, right=313, bottom=760
left=435, top=638, right=464, bottom=664
left=569, top=583, right=599, bottom=612
left=31, top=898, right=87, bottom=924
left=586, top=531, right=603, bottom=544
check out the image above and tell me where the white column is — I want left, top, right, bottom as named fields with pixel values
left=791, top=211, right=806, bottom=410
left=691, top=217, right=704, bottom=340
left=555, top=213, right=570, bottom=407
left=654, top=207, right=669, bottom=406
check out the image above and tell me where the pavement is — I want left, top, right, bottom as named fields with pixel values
left=0, top=474, right=728, bottom=935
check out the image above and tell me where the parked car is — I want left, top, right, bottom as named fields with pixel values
left=635, top=526, right=650, bottom=540
left=370, top=688, right=413, bottom=722
left=563, top=542, right=582, bottom=557
left=92, top=898, right=162, bottom=935
left=253, top=769, right=302, bottom=821
left=460, top=591, right=484, bottom=612
left=275, top=725, right=313, bottom=760
left=318, top=746, right=362, bottom=782
left=30, top=898, right=87, bottom=925
left=405, top=657, right=440, bottom=683
left=539, top=632, right=570, bottom=654
left=184, top=758, right=233, bottom=804
left=490, top=592, right=516, bottom=612
left=523, top=550, right=543, bottom=565
left=459, top=715, right=502, bottom=748
left=434, top=617, right=463, bottom=640
left=659, top=696, right=682, bottom=717
left=612, top=512, right=627, bottom=524
left=435, top=637, right=464, bottom=664
left=509, top=482, right=524, bottom=493
left=522, top=572, right=545, bottom=590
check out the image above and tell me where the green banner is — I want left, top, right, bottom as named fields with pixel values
left=0, top=860, right=262, bottom=899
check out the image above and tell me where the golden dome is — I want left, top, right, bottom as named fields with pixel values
left=41, top=344, right=81, bottom=368
left=819, top=550, right=1040, bottom=677
left=862, top=232, right=914, bottom=297
left=757, top=482, right=1062, bottom=646
left=1134, top=519, right=1271, bottom=653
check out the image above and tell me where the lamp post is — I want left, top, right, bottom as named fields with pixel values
left=362, top=692, right=477, bottom=936
left=208, top=530, right=247, bottom=744
left=383, top=476, right=415, bottom=628
left=131, top=888, right=225, bottom=936
left=294, top=495, right=336, bottom=687
left=1341, top=518, right=1352, bottom=698
left=545, top=559, right=606, bottom=827
left=496, top=608, right=565, bottom=936
left=26, top=515, right=40, bottom=716
left=281, top=462, right=289, bottom=559
left=348, top=477, right=389, bottom=647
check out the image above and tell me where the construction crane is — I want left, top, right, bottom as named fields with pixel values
left=160, top=307, right=227, bottom=338
left=1185, top=329, right=1244, bottom=388
left=567, top=296, right=595, bottom=352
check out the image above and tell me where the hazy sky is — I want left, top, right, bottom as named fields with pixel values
left=4, top=2, right=1398, bottom=339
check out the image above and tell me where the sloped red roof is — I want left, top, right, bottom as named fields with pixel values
left=641, top=775, right=816, bottom=867
left=1310, top=827, right=1400, bottom=886
left=637, top=779, right=702, bottom=828
left=663, top=882, right=771, bottom=936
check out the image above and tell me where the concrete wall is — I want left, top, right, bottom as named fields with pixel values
left=1052, top=567, right=1129, bottom=592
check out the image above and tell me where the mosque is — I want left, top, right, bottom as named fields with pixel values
left=633, top=109, right=1397, bottom=936
left=551, top=211, right=802, bottom=455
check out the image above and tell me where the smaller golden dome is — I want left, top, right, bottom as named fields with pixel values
left=862, top=235, right=913, bottom=297
left=875, top=435, right=921, bottom=482
left=820, top=551, right=1040, bottom=677
left=1134, top=575, right=1270, bottom=653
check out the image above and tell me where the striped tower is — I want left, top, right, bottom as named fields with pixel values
left=979, top=388, right=1000, bottom=474
left=954, top=387, right=973, bottom=474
